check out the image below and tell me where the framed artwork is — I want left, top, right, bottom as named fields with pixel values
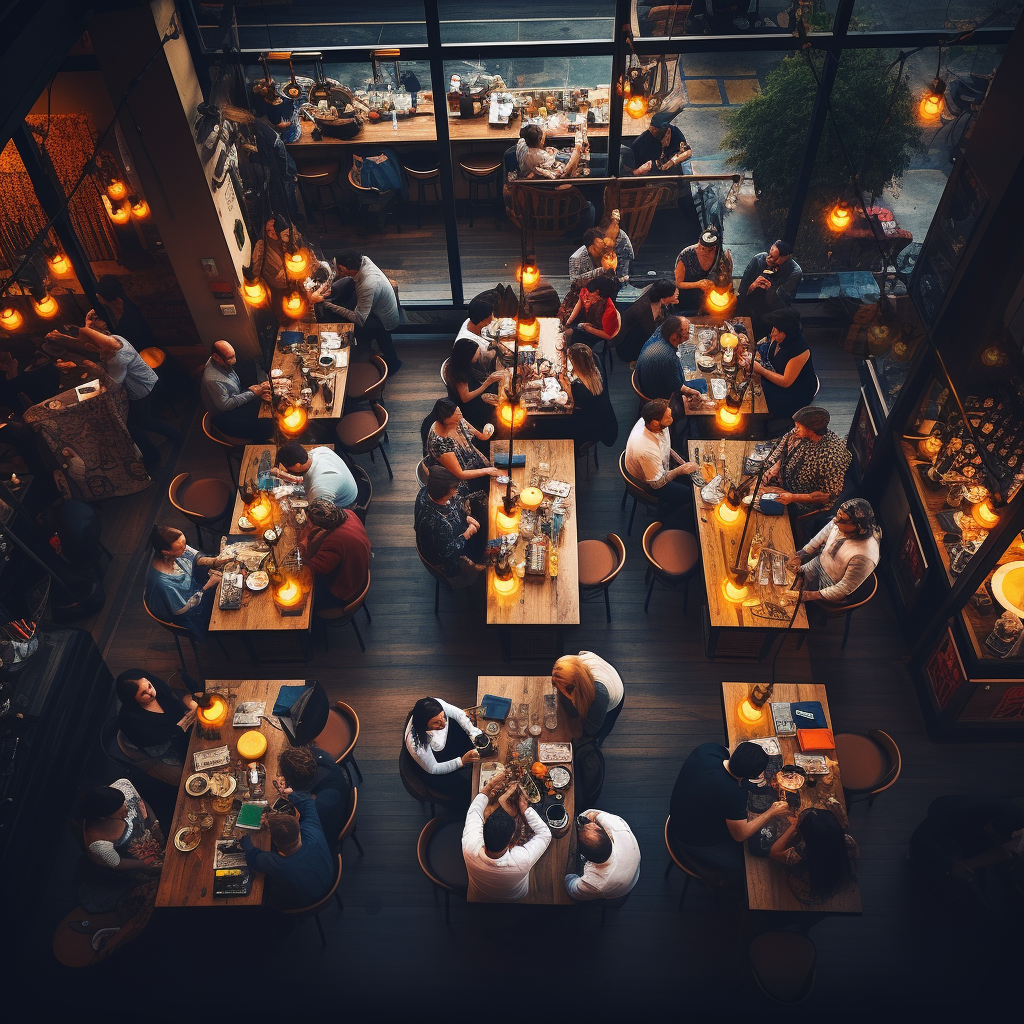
left=924, top=626, right=968, bottom=712
left=894, top=514, right=929, bottom=608
left=849, top=388, right=878, bottom=480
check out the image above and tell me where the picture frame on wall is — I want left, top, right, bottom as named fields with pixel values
left=924, top=625, right=968, bottom=712
left=849, top=388, right=878, bottom=482
left=894, top=514, right=929, bottom=608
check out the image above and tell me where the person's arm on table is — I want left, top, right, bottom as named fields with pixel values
left=752, top=348, right=809, bottom=388
left=727, top=800, right=791, bottom=842
left=770, top=819, right=800, bottom=863
left=443, top=699, right=484, bottom=742
left=462, top=792, right=489, bottom=856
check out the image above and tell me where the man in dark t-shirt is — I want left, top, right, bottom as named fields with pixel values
left=668, top=741, right=790, bottom=881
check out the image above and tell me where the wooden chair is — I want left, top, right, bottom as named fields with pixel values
left=347, top=165, right=401, bottom=235
left=748, top=931, right=817, bottom=1003
left=645, top=4, right=692, bottom=36
left=577, top=533, right=626, bottom=623
left=417, top=540, right=455, bottom=615
left=201, top=411, right=247, bottom=486
left=315, top=573, right=371, bottom=652
left=296, top=162, right=341, bottom=230
left=168, top=472, right=233, bottom=548
left=459, top=155, right=503, bottom=228
left=631, top=368, right=654, bottom=410
left=642, top=521, right=701, bottom=613
left=796, top=573, right=878, bottom=651
left=143, top=593, right=203, bottom=677
left=509, top=183, right=589, bottom=237
left=345, top=354, right=388, bottom=406
left=335, top=403, right=392, bottom=480
left=576, top=440, right=600, bottom=480
left=403, top=164, right=441, bottom=229
left=400, top=745, right=457, bottom=816
left=281, top=853, right=344, bottom=948
left=417, top=816, right=469, bottom=925
left=603, top=181, right=674, bottom=255
left=336, top=786, right=363, bottom=856
left=663, top=816, right=722, bottom=910
left=834, top=729, right=901, bottom=807
left=314, top=700, right=363, bottom=783
left=619, top=451, right=659, bottom=536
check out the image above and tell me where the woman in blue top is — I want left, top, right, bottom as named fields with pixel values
left=144, top=526, right=228, bottom=638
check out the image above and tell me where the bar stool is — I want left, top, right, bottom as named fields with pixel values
left=403, top=164, right=441, bottom=228
left=641, top=521, right=701, bottom=613
left=296, top=162, right=341, bottom=230
left=577, top=533, right=626, bottom=623
left=417, top=817, right=469, bottom=925
left=459, top=154, right=502, bottom=228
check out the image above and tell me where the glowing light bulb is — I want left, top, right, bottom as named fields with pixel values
left=518, top=260, right=540, bottom=291
left=981, top=346, right=1001, bottom=367
left=722, top=578, right=750, bottom=603
left=716, top=500, right=741, bottom=526
left=102, top=195, right=131, bottom=224
left=705, top=286, right=734, bottom=314
left=972, top=500, right=999, bottom=530
left=47, top=252, right=71, bottom=277
left=0, top=306, right=24, bottom=331
left=738, top=698, right=763, bottom=724
left=247, top=493, right=274, bottom=528
left=625, top=94, right=648, bottom=119
left=493, top=570, right=519, bottom=595
left=196, top=693, right=229, bottom=729
left=284, top=247, right=310, bottom=277
left=33, top=293, right=58, bottom=318
left=130, top=198, right=150, bottom=219
left=495, top=505, right=521, bottom=534
left=919, top=79, right=945, bottom=122
left=717, top=405, right=742, bottom=430
left=242, top=277, right=268, bottom=308
left=278, top=403, right=308, bottom=438
left=275, top=579, right=303, bottom=606
left=282, top=290, right=307, bottom=319
left=517, top=316, right=539, bottom=345
left=827, top=201, right=852, bottom=233
left=106, top=179, right=127, bottom=201
left=719, top=332, right=739, bottom=351
left=498, top=402, right=527, bottom=429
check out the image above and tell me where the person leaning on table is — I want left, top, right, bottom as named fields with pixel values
left=462, top=771, right=552, bottom=902
left=624, top=399, right=699, bottom=524
left=404, top=696, right=483, bottom=805
left=564, top=809, right=641, bottom=901
left=271, top=439, right=358, bottom=509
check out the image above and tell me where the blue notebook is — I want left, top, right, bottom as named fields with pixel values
left=279, top=330, right=303, bottom=348
left=788, top=701, right=827, bottom=730
left=480, top=694, right=513, bottom=720
left=273, top=684, right=306, bottom=716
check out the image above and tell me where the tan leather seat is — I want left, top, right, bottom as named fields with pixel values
left=578, top=539, right=618, bottom=586
left=748, top=931, right=816, bottom=1003
left=650, top=529, right=700, bottom=576
left=314, top=708, right=354, bottom=762
left=835, top=733, right=888, bottom=791
left=345, top=361, right=383, bottom=398
left=459, top=156, right=501, bottom=176
left=335, top=409, right=380, bottom=447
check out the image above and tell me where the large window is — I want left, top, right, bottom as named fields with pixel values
left=439, top=2, right=615, bottom=44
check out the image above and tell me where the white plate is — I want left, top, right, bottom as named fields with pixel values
left=237, top=516, right=254, bottom=530
left=184, top=772, right=210, bottom=797
left=991, top=560, right=1024, bottom=617
left=246, top=571, right=270, bottom=591
left=270, top=368, right=284, bottom=377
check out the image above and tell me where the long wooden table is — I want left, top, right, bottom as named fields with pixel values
left=447, top=111, right=609, bottom=142
left=722, top=681, right=862, bottom=914
left=259, top=321, right=351, bottom=420
left=487, top=439, right=579, bottom=627
left=486, top=318, right=574, bottom=418
left=680, top=315, right=769, bottom=418
left=156, top=679, right=295, bottom=908
left=286, top=111, right=438, bottom=152
left=688, top=439, right=807, bottom=657
left=469, top=676, right=576, bottom=905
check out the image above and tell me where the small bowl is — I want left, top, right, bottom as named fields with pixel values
left=237, top=516, right=255, bottom=531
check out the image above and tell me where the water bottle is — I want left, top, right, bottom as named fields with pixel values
left=392, top=110, right=398, bottom=132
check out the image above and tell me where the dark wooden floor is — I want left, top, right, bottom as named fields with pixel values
left=20, top=331, right=1024, bottom=1015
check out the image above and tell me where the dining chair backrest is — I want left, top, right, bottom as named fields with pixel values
left=282, top=853, right=344, bottom=917
left=619, top=451, right=657, bottom=505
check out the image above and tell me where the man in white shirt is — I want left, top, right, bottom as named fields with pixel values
left=624, top=399, right=698, bottom=521
left=463, top=773, right=551, bottom=902
left=564, top=809, right=641, bottom=901
left=272, top=441, right=358, bottom=509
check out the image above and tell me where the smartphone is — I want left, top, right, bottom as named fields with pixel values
left=272, top=798, right=296, bottom=815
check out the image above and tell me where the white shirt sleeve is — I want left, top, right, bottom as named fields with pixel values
left=516, top=807, right=552, bottom=868
left=462, top=793, right=488, bottom=857
left=564, top=872, right=603, bottom=900
left=440, top=699, right=483, bottom=741
left=404, top=720, right=465, bottom=775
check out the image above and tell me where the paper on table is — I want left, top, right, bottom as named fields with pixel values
left=75, top=379, right=101, bottom=402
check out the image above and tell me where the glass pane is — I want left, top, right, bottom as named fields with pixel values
left=849, top=0, right=1020, bottom=33
left=792, top=45, right=1005, bottom=278
left=621, top=50, right=809, bottom=297
left=439, top=2, right=614, bottom=44
left=443, top=57, right=612, bottom=302
left=192, top=2, right=427, bottom=52
left=633, top=0, right=839, bottom=37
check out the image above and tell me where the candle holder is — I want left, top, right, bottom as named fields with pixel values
left=195, top=691, right=231, bottom=740
left=273, top=574, right=308, bottom=616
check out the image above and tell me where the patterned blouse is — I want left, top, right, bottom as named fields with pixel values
left=414, top=489, right=468, bottom=578
left=426, top=421, right=487, bottom=474
left=775, top=429, right=852, bottom=510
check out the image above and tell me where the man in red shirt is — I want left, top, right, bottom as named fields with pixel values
left=298, top=498, right=371, bottom=609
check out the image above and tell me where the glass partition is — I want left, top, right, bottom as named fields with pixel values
left=439, top=2, right=615, bottom=43
left=632, top=0, right=840, bottom=37
left=849, top=0, right=1020, bottom=33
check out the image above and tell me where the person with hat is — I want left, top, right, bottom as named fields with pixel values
left=297, top=497, right=371, bottom=611
left=674, top=228, right=721, bottom=314
left=737, top=240, right=804, bottom=336
left=746, top=307, right=817, bottom=421
left=630, top=110, right=692, bottom=177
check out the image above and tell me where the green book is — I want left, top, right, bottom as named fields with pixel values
left=235, top=801, right=266, bottom=830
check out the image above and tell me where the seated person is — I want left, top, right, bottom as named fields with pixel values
left=790, top=498, right=881, bottom=606
left=669, top=741, right=790, bottom=883
left=599, top=209, right=635, bottom=283
left=298, top=498, right=371, bottom=610
left=552, top=654, right=611, bottom=742
left=565, top=344, right=617, bottom=450
left=241, top=791, right=335, bottom=910
left=272, top=440, right=358, bottom=509
left=746, top=308, right=816, bottom=422
left=566, top=277, right=622, bottom=350
left=565, top=809, right=641, bottom=901
left=200, top=340, right=273, bottom=441
left=456, top=294, right=498, bottom=370
left=764, top=405, right=852, bottom=517
left=95, top=274, right=159, bottom=352
left=568, top=649, right=624, bottom=738
left=559, top=229, right=616, bottom=325
left=674, top=229, right=721, bottom=315
left=80, top=779, right=165, bottom=872
left=737, top=240, right=803, bottom=338
left=624, top=400, right=698, bottom=522
left=414, top=464, right=486, bottom=588
left=515, top=123, right=583, bottom=179
left=442, top=338, right=504, bottom=432
left=634, top=317, right=703, bottom=422
left=612, top=279, right=678, bottom=364
left=274, top=745, right=354, bottom=848
left=631, top=111, right=692, bottom=177
left=770, top=807, right=859, bottom=906
left=463, top=773, right=552, bottom=902
left=145, top=527, right=229, bottom=638
left=115, top=669, right=197, bottom=774
left=421, top=398, right=498, bottom=511
left=404, top=696, right=484, bottom=804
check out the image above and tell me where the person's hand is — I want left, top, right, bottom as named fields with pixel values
left=85, top=309, right=105, bottom=329
left=487, top=370, right=505, bottom=384
left=637, top=160, right=653, bottom=174
left=517, top=787, right=530, bottom=816
left=482, top=768, right=507, bottom=798
left=461, top=748, right=481, bottom=764
left=680, top=461, right=699, bottom=474
left=769, top=800, right=791, bottom=818
left=787, top=553, right=802, bottom=571
left=55, top=359, right=76, bottom=370
left=800, top=590, right=819, bottom=603
left=484, top=466, right=501, bottom=477
left=497, top=784, right=518, bottom=815
left=696, top=279, right=714, bottom=292
left=202, top=571, right=223, bottom=591
left=213, top=553, right=233, bottom=566
left=248, top=382, right=265, bottom=395
left=774, top=490, right=794, bottom=505
left=466, top=514, right=480, bottom=530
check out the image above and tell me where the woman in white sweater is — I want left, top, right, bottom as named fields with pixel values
left=404, top=697, right=484, bottom=804
left=790, top=498, right=881, bottom=605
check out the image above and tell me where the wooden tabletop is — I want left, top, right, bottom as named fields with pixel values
left=493, top=318, right=573, bottom=417
left=156, top=679, right=296, bottom=908
left=469, top=676, right=576, bottom=905
left=487, top=439, right=580, bottom=626
left=680, top=316, right=769, bottom=417
left=687, top=439, right=808, bottom=632
left=447, top=110, right=609, bottom=143
left=259, top=322, right=351, bottom=420
left=208, top=444, right=324, bottom=634
left=722, top=681, right=861, bottom=914
left=286, top=111, right=438, bottom=151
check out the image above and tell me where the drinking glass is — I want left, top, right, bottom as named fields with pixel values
left=529, top=713, right=542, bottom=737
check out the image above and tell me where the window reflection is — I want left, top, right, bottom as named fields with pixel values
left=438, top=2, right=614, bottom=44
left=633, top=0, right=838, bottom=36
left=849, top=0, right=1020, bottom=33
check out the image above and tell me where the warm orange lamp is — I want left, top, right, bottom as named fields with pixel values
left=981, top=346, right=1001, bottom=367
left=919, top=78, right=946, bottom=121
left=196, top=692, right=230, bottom=739
left=973, top=499, right=1000, bottom=530
left=284, top=246, right=311, bottom=277
left=277, top=403, right=308, bottom=438
left=737, top=697, right=764, bottom=724
left=827, top=201, right=853, bottom=233
left=130, top=198, right=150, bottom=219
left=47, top=252, right=72, bottom=277
left=625, top=93, right=648, bottom=119
left=495, top=505, right=521, bottom=534
left=0, top=306, right=23, bottom=331
left=717, top=404, right=743, bottom=430
left=518, top=259, right=540, bottom=291
left=498, top=400, right=527, bottom=430
left=282, top=290, right=307, bottom=319
left=517, top=314, right=539, bottom=345
left=722, top=577, right=750, bottom=603
left=705, top=286, right=735, bottom=315
left=102, top=195, right=131, bottom=224
left=273, top=576, right=306, bottom=615
left=246, top=492, right=275, bottom=529
left=106, top=178, right=127, bottom=201
left=33, top=293, right=58, bottom=318
left=493, top=563, right=519, bottom=595
left=716, top=498, right=742, bottom=526
left=242, top=277, right=268, bottom=308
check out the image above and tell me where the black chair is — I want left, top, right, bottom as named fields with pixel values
left=595, top=693, right=624, bottom=749
left=663, top=816, right=724, bottom=910
left=417, top=816, right=469, bottom=925
left=399, top=746, right=458, bottom=816
left=417, top=539, right=455, bottom=615
left=344, top=459, right=373, bottom=524
left=99, top=717, right=139, bottom=774
left=618, top=451, right=659, bottom=537
left=315, top=574, right=371, bottom=653
left=748, top=931, right=817, bottom=1003
left=336, top=784, right=364, bottom=857
left=641, top=521, right=702, bottom=614
left=281, top=854, right=344, bottom=948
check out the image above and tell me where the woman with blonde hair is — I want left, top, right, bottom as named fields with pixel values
left=566, top=343, right=618, bottom=450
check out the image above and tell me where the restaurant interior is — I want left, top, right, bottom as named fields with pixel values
left=1, top=0, right=1023, bottom=1015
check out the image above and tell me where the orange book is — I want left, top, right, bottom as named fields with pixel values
left=797, top=728, right=835, bottom=752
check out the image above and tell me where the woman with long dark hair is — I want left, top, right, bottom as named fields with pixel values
left=771, top=807, right=858, bottom=904
left=420, top=398, right=498, bottom=499
left=115, top=670, right=197, bottom=770
left=442, top=338, right=504, bottom=431
left=403, top=696, right=484, bottom=803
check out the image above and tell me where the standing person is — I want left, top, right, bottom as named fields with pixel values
left=144, top=526, right=228, bottom=639
left=565, top=344, right=617, bottom=451
left=94, top=276, right=158, bottom=352
left=200, top=340, right=273, bottom=441
left=564, top=809, right=641, bottom=901
left=624, top=399, right=699, bottom=523
left=463, top=771, right=551, bottom=902
left=736, top=240, right=803, bottom=338
left=414, top=464, right=486, bottom=587
left=309, top=248, right=402, bottom=374
left=674, top=228, right=721, bottom=315
left=770, top=807, right=859, bottom=906
left=559, top=229, right=616, bottom=325
left=668, top=741, right=791, bottom=885
left=403, top=696, right=483, bottom=805
left=298, top=497, right=371, bottom=610
left=612, top=279, right=678, bottom=364
left=746, top=308, right=817, bottom=422
left=441, top=338, right=504, bottom=432
left=271, top=441, right=358, bottom=509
